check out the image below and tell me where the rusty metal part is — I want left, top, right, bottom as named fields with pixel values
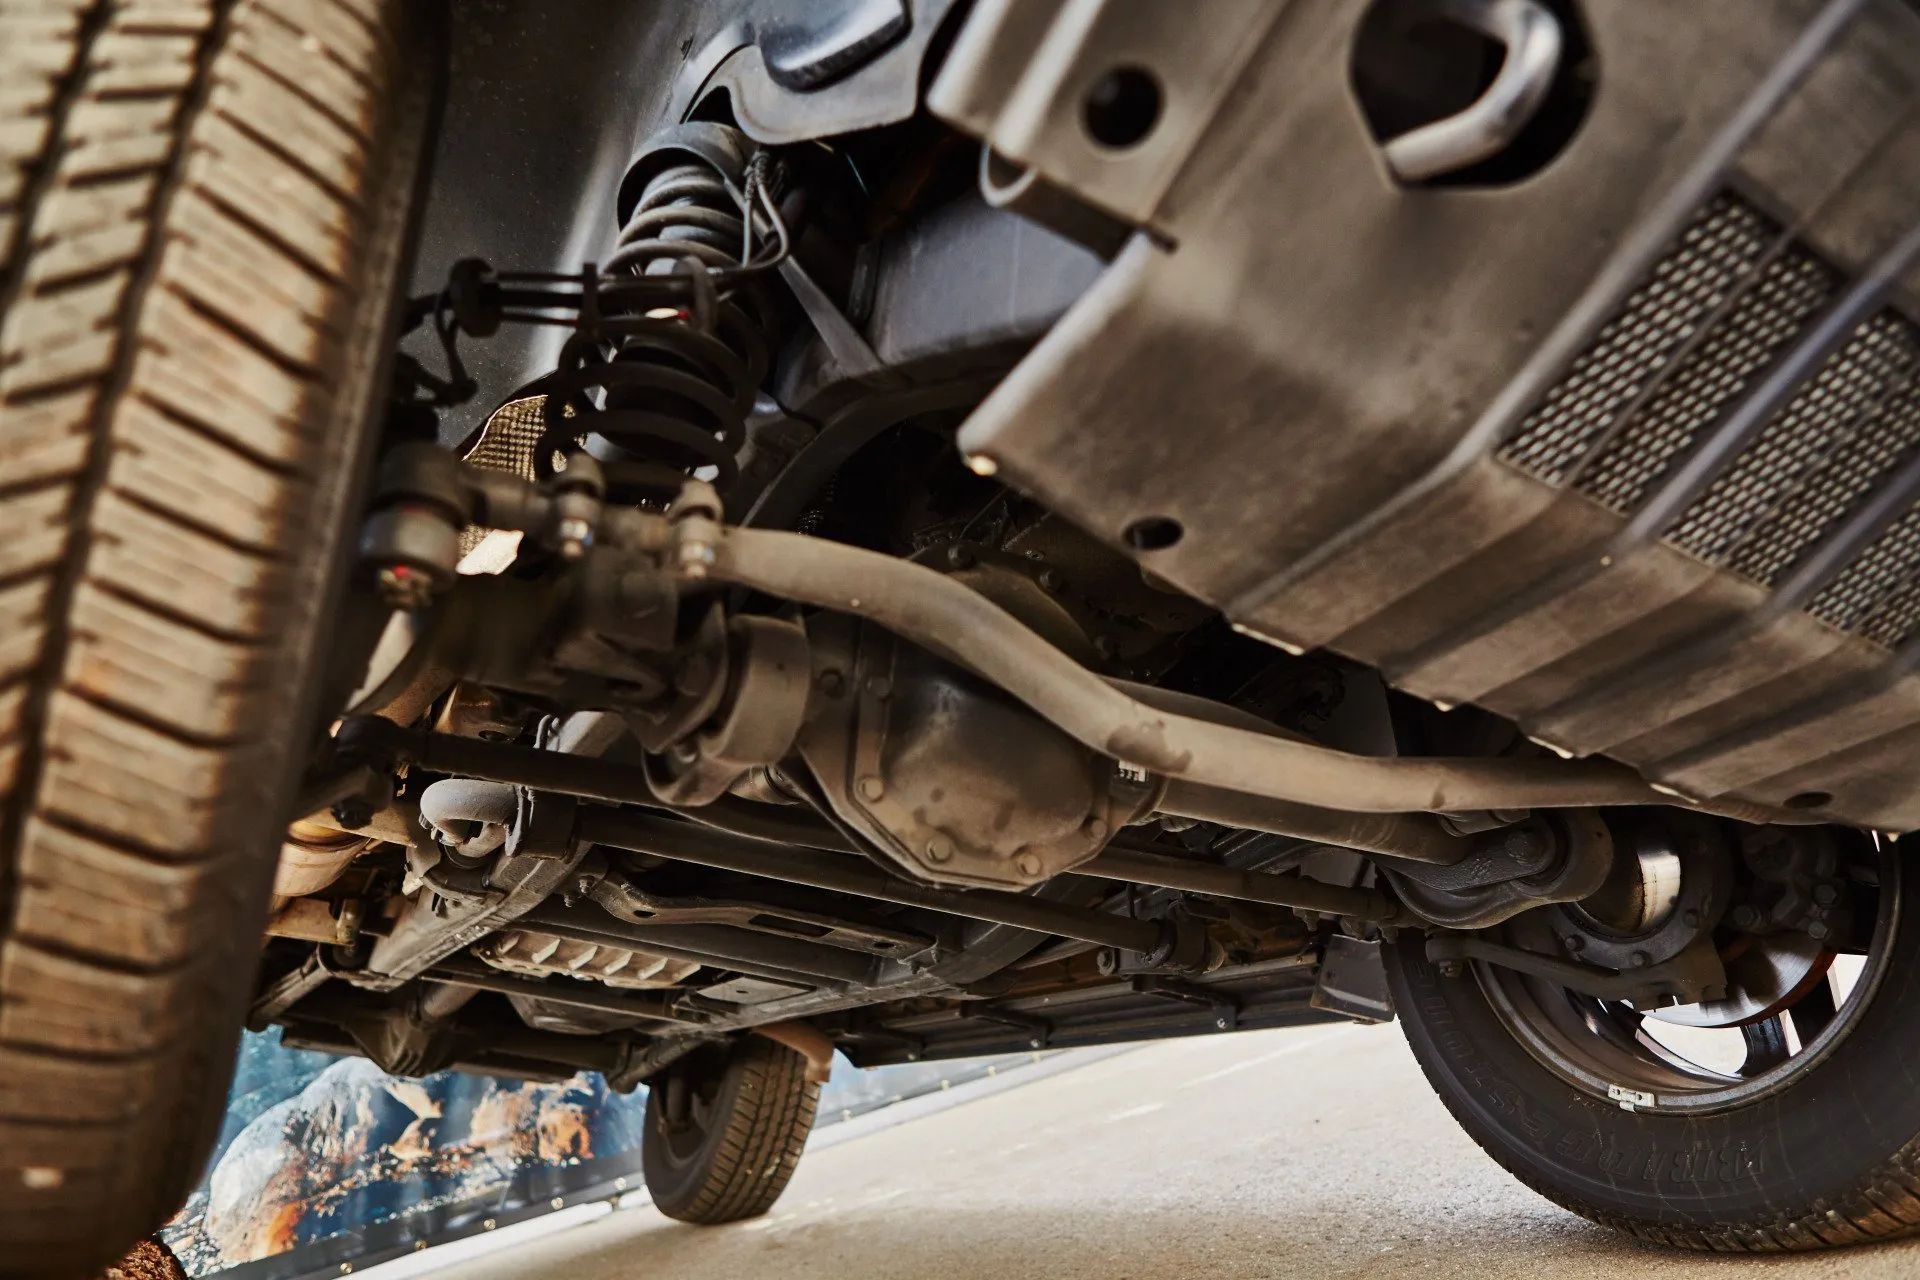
left=422, top=956, right=693, bottom=1025
left=1155, top=781, right=1470, bottom=865
left=274, top=823, right=371, bottom=900
left=520, top=906, right=877, bottom=986
left=589, top=872, right=931, bottom=959
left=1074, top=846, right=1405, bottom=925
left=265, top=897, right=358, bottom=946
left=1384, top=810, right=1614, bottom=930
left=799, top=618, right=1153, bottom=890
left=679, top=518, right=1803, bottom=823
left=649, top=615, right=812, bottom=805
left=575, top=806, right=1171, bottom=955
left=474, top=927, right=704, bottom=989
left=753, top=1021, right=836, bottom=1083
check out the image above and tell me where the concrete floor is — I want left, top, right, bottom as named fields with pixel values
left=448, top=1023, right=1920, bottom=1279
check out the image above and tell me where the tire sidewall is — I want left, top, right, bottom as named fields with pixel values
left=1385, top=881, right=1920, bottom=1229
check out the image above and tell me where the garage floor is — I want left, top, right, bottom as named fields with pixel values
left=439, top=1023, right=1920, bottom=1279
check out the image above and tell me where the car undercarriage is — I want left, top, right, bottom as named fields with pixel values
left=8, top=0, right=1920, bottom=1269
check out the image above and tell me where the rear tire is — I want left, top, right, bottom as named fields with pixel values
left=0, top=2, right=434, bottom=1274
left=1386, top=839, right=1920, bottom=1251
left=642, top=1037, right=821, bottom=1225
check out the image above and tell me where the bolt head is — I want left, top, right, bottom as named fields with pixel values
left=1730, top=904, right=1763, bottom=930
left=946, top=544, right=976, bottom=570
left=817, top=669, right=846, bottom=697
left=1215, top=1016, right=1230, bottom=1030
left=1015, top=853, right=1044, bottom=878
left=1629, top=950, right=1652, bottom=969
left=676, top=541, right=716, bottom=579
left=1806, top=919, right=1832, bottom=941
left=1082, top=816, right=1110, bottom=841
left=1813, top=882, right=1840, bottom=906
left=1438, top=960, right=1464, bottom=979
left=1562, top=935, right=1585, bottom=954
left=857, top=776, right=885, bottom=801
left=926, top=836, right=953, bottom=864
left=376, top=564, right=433, bottom=610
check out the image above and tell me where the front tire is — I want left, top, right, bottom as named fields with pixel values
left=1387, top=837, right=1920, bottom=1251
left=0, top=1, right=433, bottom=1274
left=642, top=1038, right=821, bottom=1225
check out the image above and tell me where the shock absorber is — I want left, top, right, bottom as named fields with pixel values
left=537, top=123, right=782, bottom=504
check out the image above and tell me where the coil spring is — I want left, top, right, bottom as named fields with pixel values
left=539, top=144, right=775, bottom=502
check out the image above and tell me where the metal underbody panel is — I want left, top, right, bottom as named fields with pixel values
left=944, top=0, right=1920, bottom=830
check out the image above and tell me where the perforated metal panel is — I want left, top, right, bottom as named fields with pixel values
left=1726, top=337, right=1920, bottom=584
left=1499, top=195, right=1784, bottom=485
left=458, top=396, right=547, bottom=556
left=463, top=395, right=547, bottom=480
left=1497, top=187, right=1920, bottom=651
left=1809, top=501, right=1920, bottom=640
left=1575, top=245, right=1836, bottom=513
left=1669, top=310, right=1920, bottom=565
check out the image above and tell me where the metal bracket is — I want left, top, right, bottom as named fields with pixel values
left=1131, top=975, right=1239, bottom=1031
left=974, top=1007, right=1055, bottom=1049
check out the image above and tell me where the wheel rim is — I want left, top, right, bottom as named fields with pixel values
left=1477, top=835, right=1899, bottom=1116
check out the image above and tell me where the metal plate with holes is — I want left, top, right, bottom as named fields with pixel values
left=943, top=0, right=1920, bottom=828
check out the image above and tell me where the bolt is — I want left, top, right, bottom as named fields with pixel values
left=926, top=836, right=954, bottom=864
left=676, top=539, right=716, bottom=579
left=1561, top=935, right=1585, bottom=954
left=1215, top=1016, right=1230, bottom=1030
left=1629, top=950, right=1651, bottom=969
left=1095, top=948, right=1120, bottom=976
left=1806, top=919, right=1833, bottom=941
left=1082, top=816, right=1110, bottom=841
left=1438, top=960, right=1464, bottom=979
left=482, top=1219, right=497, bottom=1232
left=555, top=516, right=593, bottom=561
left=376, top=564, right=433, bottom=611
left=1029, top=1037, right=1044, bottom=1049
left=945, top=544, right=976, bottom=570
left=857, top=776, right=885, bottom=801
left=1037, top=569, right=1063, bottom=593
left=551, top=1197, right=565, bottom=1210
left=331, top=799, right=375, bottom=829
left=1729, top=904, right=1764, bottom=931
left=817, top=669, right=846, bottom=697
left=865, top=675, right=893, bottom=699
left=1813, top=882, right=1840, bottom=906
left=1015, top=853, right=1044, bottom=878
